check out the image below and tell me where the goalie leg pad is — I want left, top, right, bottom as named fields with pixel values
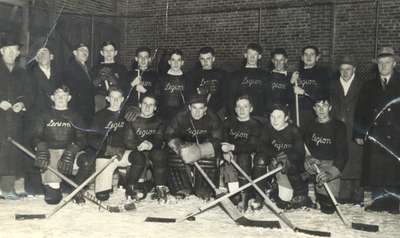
left=94, top=158, right=118, bottom=193
left=167, top=152, right=192, bottom=195
left=194, top=157, right=218, bottom=199
left=41, top=149, right=64, bottom=185
left=253, top=154, right=269, bottom=191
left=75, top=151, right=95, bottom=185
left=149, top=149, right=167, bottom=186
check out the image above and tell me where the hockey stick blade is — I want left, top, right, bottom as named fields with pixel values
left=351, top=222, right=379, bottom=232
left=235, top=217, right=281, bottom=229
left=145, top=216, right=196, bottom=223
left=295, top=227, right=331, bottom=237
left=15, top=214, right=47, bottom=220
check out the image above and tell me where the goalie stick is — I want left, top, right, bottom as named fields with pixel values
left=314, top=164, right=379, bottom=232
left=9, top=138, right=136, bottom=219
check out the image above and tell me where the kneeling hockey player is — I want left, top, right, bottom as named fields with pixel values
left=165, top=94, right=222, bottom=200
left=303, top=98, right=348, bottom=214
left=124, top=94, right=168, bottom=202
left=32, top=85, right=88, bottom=204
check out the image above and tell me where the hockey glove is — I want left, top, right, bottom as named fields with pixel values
left=275, top=152, right=290, bottom=174
left=180, top=142, right=215, bottom=164
left=167, top=138, right=184, bottom=155
left=124, top=105, right=141, bottom=122
left=316, top=165, right=340, bottom=186
left=58, top=143, right=80, bottom=175
left=304, top=155, right=321, bottom=175
left=35, top=142, right=50, bottom=170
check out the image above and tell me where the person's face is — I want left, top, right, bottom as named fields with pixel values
left=270, top=109, right=288, bottom=130
left=272, top=54, right=287, bottom=71
left=73, top=47, right=89, bottom=63
left=339, top=64, right=355, bottom=81
left=244, top=49, right=261, bottom=66
left=189, top=103, right=207, bottom=120
left=106, top=90, right=124, bottom=109
left=100, top=44, right=117, bottom=62
left=168, top=53, right=184, bottom=71
left=135, top=51, right=151, bottom=69
left=199, top=52, right=215, bottom=70
left=302, top=48, right=319, bottom=67
left=313, top=100, right=331, bottom=121
left=140, top=97, right=157, bottom=117
left=235, top=99, right=253, bottom=120
left=36, top=48, right=53, bottom=66
left=377, top=56, right=396, bottom=77
left=1, top=45, right=20, bottom=65
left=51, top=89, right=71, bottom=109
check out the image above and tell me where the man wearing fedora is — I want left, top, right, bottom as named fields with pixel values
left=330, top=55, right=365, bottom=206
left=354, top=47, right=400, bottom=213
left=0, top=34, right=32, bottom=199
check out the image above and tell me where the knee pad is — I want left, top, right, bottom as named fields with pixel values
left=44, top=185, right=62, bottom=205
left=95, top=190, right=111, bottom=201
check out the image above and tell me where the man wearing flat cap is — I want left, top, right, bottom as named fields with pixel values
left=330, top=55, right=365, bottom=205
left=354, top=47, right=400, bottom=213
left=0, top=34, right=32, bottom=199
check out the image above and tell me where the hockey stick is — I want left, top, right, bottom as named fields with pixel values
left=9, top=138, right=136, bottom=217
left=146, top=166, right=282, bottom=223
left=230, top=159, right=331, bottom=237
left=313, top=164, right=379, bottom=232
left=16, top=157, right=118, bottom=220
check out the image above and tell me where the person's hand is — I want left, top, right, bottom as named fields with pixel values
left=12, top=102, right=25, bottom=113
left=131, top=75, right=142, bottom=87
left=316, top=170, right=332, bottom=185
left=294, top=85, right=305, bottom=95
left=0, top=100, right=12, bottom=111
left=304, top=156, right=320, bottom=175
left=136, top=84, right=147, bottom=94
left=137, top=140, right=153, bottom=151
left=290, top=71, right=299, bottom=84
left=355, top=138, right=364, bottom=145
left=221, top=142, right=235, bottom=153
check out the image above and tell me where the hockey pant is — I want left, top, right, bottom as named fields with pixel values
left=127, top=149, right=167, bottom=186
left=94, top=150, right=131, bottom=194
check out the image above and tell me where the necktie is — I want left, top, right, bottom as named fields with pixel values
left=382, top=78, right=387, bottom=90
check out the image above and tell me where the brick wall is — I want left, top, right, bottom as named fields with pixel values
left=115, top=0, right=400, bottom=73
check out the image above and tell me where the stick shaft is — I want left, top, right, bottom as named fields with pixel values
left=294, top=80, right=300, bottom=127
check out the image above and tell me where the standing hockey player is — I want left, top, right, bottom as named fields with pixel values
left=159, top=49, right=189, bottom=120
left=165, top=94, right=222, bottom=200
left=221, top=95, right=264, bottom=211
left=303, top=98, right=348, bottom=214
left=260, top=104, right=310, bottom=209
left=229, top=43, right=270, bottom=119
left=188, top=47, right=228, bottom=119
left=291, top=46, right=331, bottom=127
left=267, top=48, right=294, bottom=113
left=354, top=47, right=400, bottom=213
left=88, top=87, right=127, bottom=202
left=32, top=85, right=88, bottom=204
left=92, top=41, right=129, bottom=112
left=124, top=94, right=168, bottom=202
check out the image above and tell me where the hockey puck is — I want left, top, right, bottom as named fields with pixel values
left=187, top=216, right=196, bottom=221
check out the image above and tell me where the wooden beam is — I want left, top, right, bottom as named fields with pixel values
left=0, top=0, right=27, bottom=7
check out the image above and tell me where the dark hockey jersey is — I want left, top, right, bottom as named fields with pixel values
left=223, top=117, right=262, bottom=154
left=165, top=110, right=222, bottom=151
left=261, top=124, right=305, bottom=168
left=267, top=71, right=293, bottom=112
left=298, top=66, right=331, bottom=110
left=159, top=74, right=189, bottom=119
left=303, top=119, right=348, bottom=171
left=88, top=108, right=125, bottom=156
left=91, top=63, right=129, bottom=96
left=229, top=67, right=270, bottom=117
left=124, top=115, right=165, bottom=151
left=33, top=108, right=86, bottom=150
left=188, top=68, right=227, bottom=112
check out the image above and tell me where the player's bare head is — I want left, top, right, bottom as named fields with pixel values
left=235, top=95, right=253, bottom=120
left=35, top=47, right=53, bottom=66
left=135, top=47, right=152, bottom=69
left=271, top=48, right=288, bottom=71
left=270, top=104, right=289, bottom=131
left=106, top=86, right=124, bottom=110
left=301, top=45, right=320, bottom=67
left=51, top=85, right=71, bottom=109
left=313, top=97, right=331, bottom=122
left=245, top=43, right=262, bottom=66
left=140, top=94, right=157, bottom=118
left=168, top=49, right=184, bottom=71
left=100, top=41, right=118, bottom=62
left=188, top=94, right=207, bottom=120
left=199, top=47, right=215, bottom=70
